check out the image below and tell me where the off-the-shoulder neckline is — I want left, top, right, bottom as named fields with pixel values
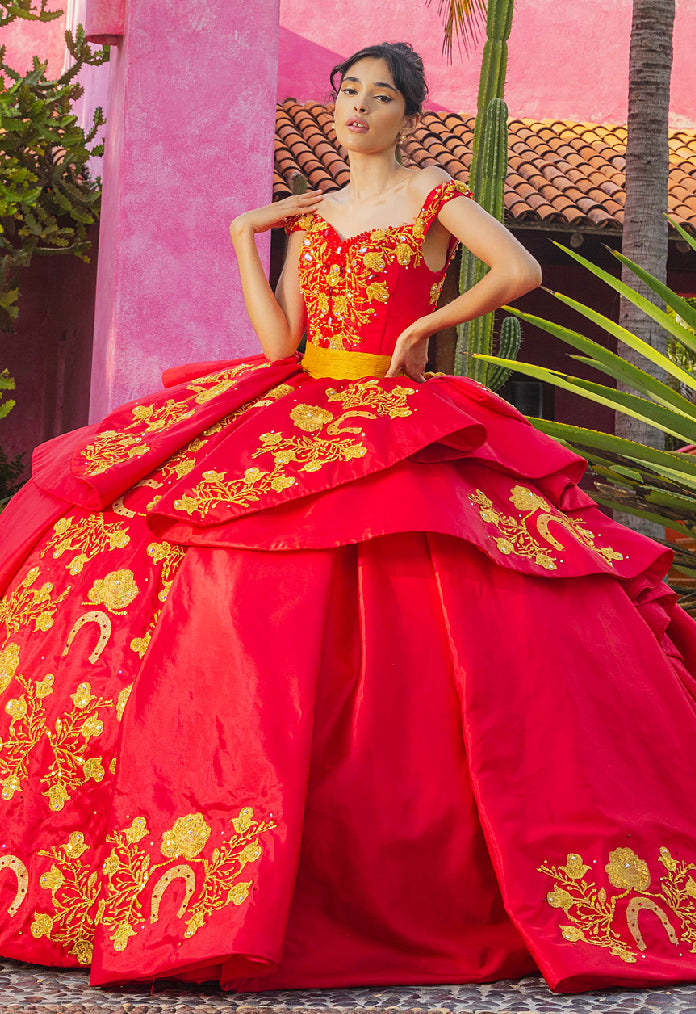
left=308, top=179, right=465, bottom=245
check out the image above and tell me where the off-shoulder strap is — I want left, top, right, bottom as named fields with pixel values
left=283, top=211, right=316, bottom=236
left=418, top=180, right=473, bottom=236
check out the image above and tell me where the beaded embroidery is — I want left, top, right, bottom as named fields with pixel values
left=540, top=844, right=696, bottom=963
left=287, top=181, right=470, bottom=351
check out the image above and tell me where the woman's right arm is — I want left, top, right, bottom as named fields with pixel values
left=229, top=192, right=322, bottom=360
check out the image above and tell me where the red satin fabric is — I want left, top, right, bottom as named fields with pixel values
left=3, top=182, right=696, bottom=992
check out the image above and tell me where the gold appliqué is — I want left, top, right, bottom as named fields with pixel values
left=42, top=515, right=131, bottom=575
left=297, top=180, right=470, bottom=350
left=1, top=642, right=124, bottom=807
left=0, top=566, right=71, bottom=636
left=31, top=808, right=275, bottom=961
left=174, top=383, right=416, bottom=519
left=470, top=485, right=623, bottom=571
left=129, top=541, right=186, bottom=659
left=0, top=854, right=29, bottom=916
left=76, top=361, right=272, bottom=478
left=540, top=844, right=696, bottom=963
left=86, top=569, right=139, bottom=614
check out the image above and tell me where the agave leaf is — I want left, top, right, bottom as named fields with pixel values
left=549, top=242, right=696, bottom=357
left=590, top=494, right=693, bottom=537
left=475, top=356, right=696, bottom=444
left=610, top=249, right=696, bottom=334
left=667, top=216, right=696, bottom=257
left=505, top=304, right=696, bottom=393
left=565, top=352, right=696, bottom=414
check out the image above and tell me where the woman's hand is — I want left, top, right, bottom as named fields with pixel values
left=386, top=318, right=433, bottom=383
left=229, top=192, right=323, bottom=239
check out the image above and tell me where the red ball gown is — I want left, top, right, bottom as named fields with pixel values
left=3, top=180, right=696, bottom=993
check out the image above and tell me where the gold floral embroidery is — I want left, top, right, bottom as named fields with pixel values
left=0, top=566, right=71, bottom=636
left=0, top=641, right=20, bottom=694
left=86, top=569, right=139, bottom=614
left=40, top=515, right=132, bottom=576
left=470, top=485, right=623, bottom=571
left=76, top=362, right=271, bottom=478
left=185, top=361, right=271, bottom=404
left=79, top=431, right=150, bottom=475
left=173, top=384, right=416, bottom=519
left=325, top=380, right=415, bottom=419
left=129, top=542, right=186, bottom=659
left=1, top=634, right=129, bottom=806
left=297, top=180, right=469, bottom=350
left=31, top=808, right=275, bottom=962
left=429, top=279, right=445, bottom=306
left=540, top=844, right=696, bottom=962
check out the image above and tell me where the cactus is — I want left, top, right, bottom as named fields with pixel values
left=454, top=0, right=522, bottom=391
left=486, top=315, right=522, bottom=391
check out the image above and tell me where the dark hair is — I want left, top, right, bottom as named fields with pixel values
left=330, top=42, right=428, bottom=117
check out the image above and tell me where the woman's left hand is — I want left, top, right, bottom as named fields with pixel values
left=386, top=319, right=432, bottom=383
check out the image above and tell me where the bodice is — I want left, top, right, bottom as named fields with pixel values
left=285, top=180, right=471, bottom=359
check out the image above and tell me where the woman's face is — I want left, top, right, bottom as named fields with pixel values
left=334, top=57, right=416, bottom=154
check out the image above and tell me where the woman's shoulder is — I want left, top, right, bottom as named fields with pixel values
left=406, top=166, right=452, bottom=204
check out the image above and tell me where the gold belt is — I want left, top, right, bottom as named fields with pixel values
left=302, top=342, right=392, bottom=380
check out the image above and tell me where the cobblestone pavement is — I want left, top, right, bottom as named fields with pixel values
left=2, top=960, right=696, bottom=1014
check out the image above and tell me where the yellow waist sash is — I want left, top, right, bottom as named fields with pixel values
left=302, top=342, right=392, bottom=380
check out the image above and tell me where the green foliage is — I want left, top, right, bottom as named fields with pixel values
left=0, top=2, right=109, bottom=329
left=0, top=369, right=24, bottom=509
left=477, top=230, right=696, bottom=605
left=0, top=367, right=15, bottom=419
left=454, top=0, right=521, bottom=390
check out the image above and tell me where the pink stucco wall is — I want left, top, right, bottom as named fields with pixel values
left=7, top=1, right=694, bottom=129
left=278, top=0, right=696, bottom=128
left=88, top=0, right=280, bottom=419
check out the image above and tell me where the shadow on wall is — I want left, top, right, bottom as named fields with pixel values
left=277, top=28, right=449, bottom=111
left=277, top=27, right=343, bottom=105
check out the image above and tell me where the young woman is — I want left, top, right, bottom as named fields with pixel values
left=2, top=41, right=696, bottom=995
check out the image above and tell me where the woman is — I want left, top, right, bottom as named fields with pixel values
left=1, top=41, right=696, bottom=994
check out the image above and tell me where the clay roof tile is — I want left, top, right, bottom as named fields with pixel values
left=273, top=102, right=696, bottom=234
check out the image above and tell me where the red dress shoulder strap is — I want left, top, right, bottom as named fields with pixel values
left=283, top=211, right=316, bottom=236
left=417, top=180, right=473, bottom=236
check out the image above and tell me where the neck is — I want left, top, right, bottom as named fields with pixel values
left=345, top=150, right=408, bottom=203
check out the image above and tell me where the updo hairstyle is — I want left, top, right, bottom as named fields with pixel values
left=329, top=42, right=428, bottom=117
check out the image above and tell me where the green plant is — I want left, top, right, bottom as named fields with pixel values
left=453, top=0, right=521, bottom=389
left=0, top=369, right=24, bottom=507
left=476, top=221, right=696, bottom=601
left=0, top=1, right=109, bottom=329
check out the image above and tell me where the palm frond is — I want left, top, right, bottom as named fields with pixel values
left=431, top=0, right=487, bottom=59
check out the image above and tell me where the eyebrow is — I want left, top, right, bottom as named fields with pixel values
left=343, top=75, right=398, bottom=93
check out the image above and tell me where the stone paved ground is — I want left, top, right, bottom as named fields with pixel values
left=2, top=961, right=696, bottom=1014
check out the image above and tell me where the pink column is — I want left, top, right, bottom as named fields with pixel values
left=88, top=0, right=279, bottom=420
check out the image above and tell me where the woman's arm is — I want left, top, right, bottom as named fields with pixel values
left=229, top=191, right=322, bottom=360
left=387, top=189, right=542, bottom=382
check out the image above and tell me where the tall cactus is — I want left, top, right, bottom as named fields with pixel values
left=454, top=0, right=522, bottom=390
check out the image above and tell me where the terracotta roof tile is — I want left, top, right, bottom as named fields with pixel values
left=273, top=102, right=696, bottom=233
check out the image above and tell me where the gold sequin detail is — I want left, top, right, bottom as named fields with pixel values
left=295, top=181, right=470, bottom=351
left=540, top=843, right=696, bottom=963
left=0, top=855, right=29, bottom=916
left=76, top=361, right=273, bottom=476
left=174, top=383, right=416, bottom=520
left=0, top=566, right=71, bottom=636
left=29, top=808, right=275, bottom=960
left=471, top=485, right=623, bottom=571
left=86, top=570, right=139, bottom=614
left=42, top=515, right=131, bottom=575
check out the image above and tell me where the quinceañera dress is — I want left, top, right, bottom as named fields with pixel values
left=3, top=180, right=696, bottom=993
